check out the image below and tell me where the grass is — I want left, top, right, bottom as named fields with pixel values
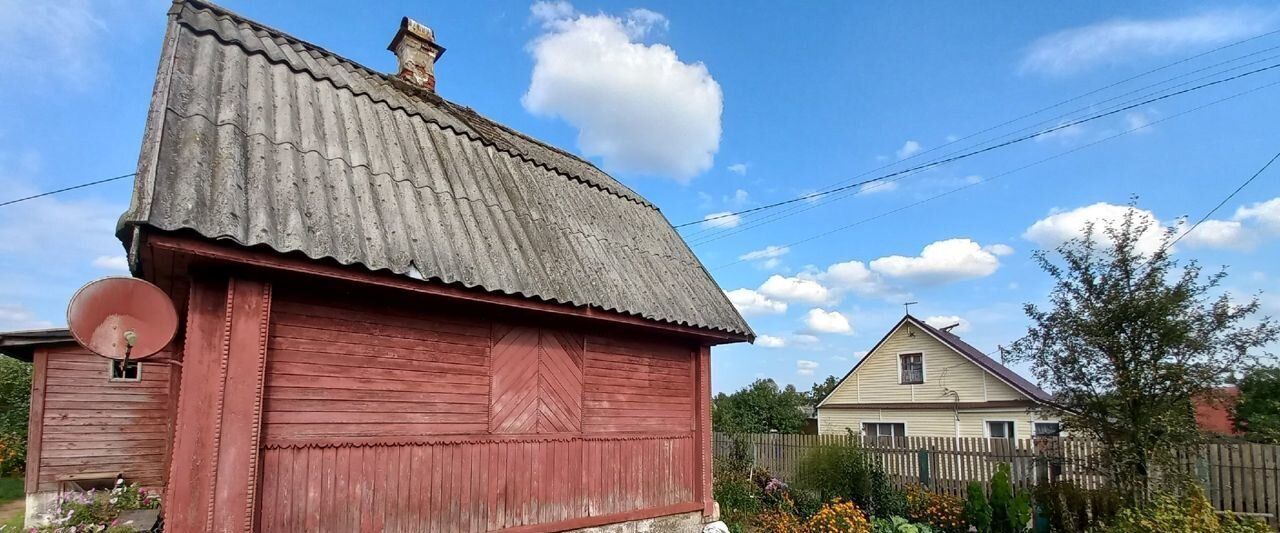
left=0, top=477, right=23, bottom=530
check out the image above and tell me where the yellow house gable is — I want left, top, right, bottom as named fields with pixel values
left=820, top=317, right=1033, bottom=407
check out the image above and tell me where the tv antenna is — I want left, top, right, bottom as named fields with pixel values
left=903, top=301, right=918, bottom=315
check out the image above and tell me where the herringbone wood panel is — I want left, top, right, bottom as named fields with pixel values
left=490, top=325, right=583, bottom=434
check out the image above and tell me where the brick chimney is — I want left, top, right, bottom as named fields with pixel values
left=387, top=17, right=445, bottom=92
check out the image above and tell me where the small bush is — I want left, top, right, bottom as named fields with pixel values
left=871, top=515, right=936, bottom=533
left=806, top=498, right=873, bottom=532
left=1031, top=481, right=1125, bottom=532
left=34, top=480, right=160, bottom=532
left=903, top=484, right=966, bottom=532
left=987, top=464, right=1030, bottom=533
left=713, top=437, right=759, bottom=533
left=964, top=481, right=992, bottom=533
left=794, top=437, right=906, bottom=519
left=1104, top=485, right=1270, bottom=533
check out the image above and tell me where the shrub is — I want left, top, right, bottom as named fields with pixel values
left=1103, top=485, right=1270, bottom=533
left=794, top=437, right=906, bottom=519
left=964, top=481, right=992, bottom=533
left=903, top=484, right=966, bottom=532
left=872, top=516, right=936, bottom=533
left=987, top=463, right=1030, bottom=533
left=713, top=437, right=759, bottom=533
left=806, top=498, right=873, bottom=532
left=1031, top=481, right=1126, bottom=532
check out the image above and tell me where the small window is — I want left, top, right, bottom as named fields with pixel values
left=1033, top=422, right=1062, bottom=438
left=987, top=420, right=1015, bottom=441
left=899, top=353, right=924, bottom=384
left=109, top=361, right=141, bottom=382
left=862, top=422, right=906, bottom=443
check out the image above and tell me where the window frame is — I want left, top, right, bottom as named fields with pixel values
left=897, top=352, right=926, bottom=385
left=1032, top=420, right=1063, bottom=438
left=108, top=360, right=142, bottom=382
left=861, top=421, right=907, bottom=441
left=985, top=419, right=1016, bottom=441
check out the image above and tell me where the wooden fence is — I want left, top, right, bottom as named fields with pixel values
left=713, top=433, right=1280, bottom=527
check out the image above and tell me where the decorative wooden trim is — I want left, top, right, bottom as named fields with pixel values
left=146, top=232, right=749, bottom=344
left=242, top=282, right=272, bottom=531
left=204, top=278, right=237, bottom=531
left=262, top=432, right=695, bottom=450
left=695, top=344, right=713, bottom=516
left=498, top=502, right=704, bottom=533
left=820, top=400, right=1038, bottom=410
left=24, top=348, right=48, bottom=493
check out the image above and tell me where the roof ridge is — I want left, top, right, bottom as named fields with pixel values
left=906, top=316, right=1052, bottom=403
left=169, top=0, right=656, bottom=209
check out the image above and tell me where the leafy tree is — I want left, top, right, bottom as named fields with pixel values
left=1004, top=204, right=1279, bottom=494
left=1233, top=366, right=1280, bottom=443
left=712, top=378, right=807, bottom=434
left=965, top=481, right=992, bottom=533
left=806, top=375, right=840, bottom=406
left=0, top=356, right=31, bottom=475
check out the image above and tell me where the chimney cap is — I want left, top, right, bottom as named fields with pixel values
left=387, top=17, right=446, bottom=58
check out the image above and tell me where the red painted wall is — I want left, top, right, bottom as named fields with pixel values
left=27, top=346, right=173, bottom=493
left=249, top=284, right=705, bottom=531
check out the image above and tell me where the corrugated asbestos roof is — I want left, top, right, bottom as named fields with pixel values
left=119, top=0, right=753, bottom=339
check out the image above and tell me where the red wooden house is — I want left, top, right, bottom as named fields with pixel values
left=3, top=1, right=753, bottom=530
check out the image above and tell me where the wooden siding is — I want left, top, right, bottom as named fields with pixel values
left=32, top=347, right=172, bottom=492
left=252, top=285, right=704, bottom=531
left=818, top=407, right=1058, bottom=438
left=257, top=436, right=695, bottom=533
left=824, top=323, right=1027, bottom=405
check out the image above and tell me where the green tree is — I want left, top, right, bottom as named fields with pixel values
left=965, top=481, right=992, bottom=533
left=806, top=375, right=840, bottom=406
left=712, top=378, right=807, bottom=434
left=1233, top=366, right=1280, bottom=443
left=1005, top=204, right=1279, bottom=494
left=0, top=356, right=31, bottom=475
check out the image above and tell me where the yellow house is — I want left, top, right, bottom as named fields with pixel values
left=817, top=315, right=1061, bottom=441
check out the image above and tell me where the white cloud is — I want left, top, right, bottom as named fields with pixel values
left=524, top=2, right=722, bottom=180
left=1125, top=110, right=1157, bottom=132
left=983, top=243, right=1015, bottom=256
left=0, top=303, right=54, bottom=330
left=1235, top=197, right=1280, bottom=233
left=1023, top=202, right=1166, bottom=256
left=0, top=0, right=107, bottom=87
left=804, top=308, right=852, bottom=335
left=924, top=315, right=971, bottom=333
left=91, top=255, right=128, bottom=272
left=896, top=140, right=922, bottom=160
left=759, top=275, right=832, bottom=305
left=725, top=288, right=787, bottom=316
left=860, top=181, right=898, bottom=194
left=869, top=238, right=1003, bottom=284
left=725, top=189, right=750, bottom=207
left=701, top=211, right=740, bottom=229
left=728, top=163, right=748, bottom=175
left=1022, top=10, right=1275, bottom=76
left=757, top=335, right=786, bottom=348
left=739, top=245, right=789, bottom=269
left=819, top=260, right=896, bottom=299
left=1179, top=219, right=1250, bottom=250
left=796, top=359, right=819, bottom=377
left=793, top=334, right=820, bottom=345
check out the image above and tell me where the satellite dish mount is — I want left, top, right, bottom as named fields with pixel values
left=66, top=277, right=179, bottom=363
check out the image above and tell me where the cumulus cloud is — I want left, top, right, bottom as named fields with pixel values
left=0, top=303, right=53, bottom=330
left=739, top=245, right=789, bottom=269
left=869, top=238, right=1003, bottom=284
left=804, top=308, right=852, bottom=335
left=757, top=335, right=786, bottom=348
left=524, top=1, right=722, bottom=180
left=1023, top=202, right=1166, bottom=255
left=0, top=0, right=107, bottom=86
left=1180, top=197, right=1280, bottom=250
left=896, top=140, right=922, bottom=159
left=796, top=359, right=819, bottom=377
left=728, top=163, right=748, bottom=175
left=1235, top=197, right=1280, bottom=233
left=724, top=288, right=787, bottom=316
left=91, top=255, right=128, bottom=272
left=983, top=243, right=1015, bottom=256
left=818, top=260, right=896, bottom=299
left=924, top=315, right=971, bottom=333
left=1022, top=10, right=1275, bottom=76
left=701, top=211, right=740, bottom=229
left=760, top=275, right=832, bottom=305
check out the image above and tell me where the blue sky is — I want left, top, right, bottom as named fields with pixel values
left=2, top=1, right=1279, bottom=394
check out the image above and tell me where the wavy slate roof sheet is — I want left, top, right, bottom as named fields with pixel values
left=120, top=0, right=753, bottom=339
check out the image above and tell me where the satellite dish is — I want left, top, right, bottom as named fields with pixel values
left=66, top=277, right=178, bottom=360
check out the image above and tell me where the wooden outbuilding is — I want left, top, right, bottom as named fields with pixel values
left=5, top=1, right=753, bottom=531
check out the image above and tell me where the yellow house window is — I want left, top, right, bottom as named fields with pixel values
left=899, top=353, right=924, bottom=384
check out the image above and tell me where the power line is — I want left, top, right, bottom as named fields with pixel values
left=686, top=59, right=1280, bottom=230
left=0, top=173, right=136, bottom=208
left=687, top=52, right=1280, bottom=245
left=710, top=78, right=1280, bottom=269
left=1169, top=151, right=1280, bottom=250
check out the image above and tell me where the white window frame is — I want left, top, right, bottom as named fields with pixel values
left=860, top=420, right=909, bottom=439
left=1031, top=420, right=1063, bottom=438
left=984, top=419, right=1016, bottom=440
left=897, top=351, right=926, bottom=385
left=108, top=360, right=143, bottom=382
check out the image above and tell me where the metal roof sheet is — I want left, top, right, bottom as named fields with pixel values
left=119, top=0, right=753, bottom=339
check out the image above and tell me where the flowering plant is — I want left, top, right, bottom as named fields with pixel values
left=34, top=479, right=160, bottom=533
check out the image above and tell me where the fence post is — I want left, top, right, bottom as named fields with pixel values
left=918, top=446, right=931, bottom=487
